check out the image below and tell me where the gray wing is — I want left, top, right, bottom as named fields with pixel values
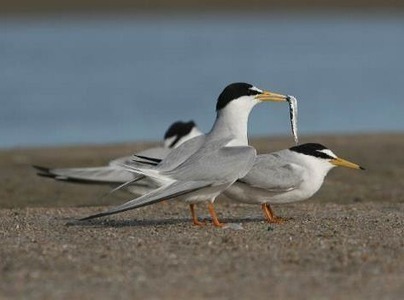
left=121, top=135, right=206, bottom=174
left=156, top=135, right=206, bottom=171
left=135, top=146, right=171, bottom=159
left=34, top=165, right=136, bottom=184
left=80, top=180, right=212, bottom=220
left=164, top=144, right=257, bottom=182
left=34, top=146, right=171, bottom=184
left=239, top=152, right=305, bottom=192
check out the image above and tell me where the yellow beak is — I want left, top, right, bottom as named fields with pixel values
left=255, top=90, right=288, bottom=102
left=331, top=157, right=365, bottom=170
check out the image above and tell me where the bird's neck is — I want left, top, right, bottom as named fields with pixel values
left=209, top=100, right=257, bottom=146
left=299, top=154, right=335, bottom=186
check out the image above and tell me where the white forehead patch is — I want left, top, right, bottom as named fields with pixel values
left=249, top=86, right=263, bottom=93
left=318, top=149, right=337, bottom=158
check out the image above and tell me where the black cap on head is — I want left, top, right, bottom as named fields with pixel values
left=216, top=82, right=262, bottom=111
left=290, top=143, right=334, bottom=159
left=164, top=120, right=196, bottom=148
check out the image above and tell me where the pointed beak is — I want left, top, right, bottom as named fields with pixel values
left=331, top=157, right=365, bottom=170
left=256, top=90, right=288, bottom=102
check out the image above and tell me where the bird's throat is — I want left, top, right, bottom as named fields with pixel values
left=210, top=100, right=257, bottom=146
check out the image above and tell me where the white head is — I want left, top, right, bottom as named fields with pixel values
left=163, top=120, right=203, bottom=148
left=211, top=83, right=288, bottom=145
left=289, top=143, right=364, bottom=176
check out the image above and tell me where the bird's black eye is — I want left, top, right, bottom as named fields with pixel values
left=247, top=88, right=261, bottom=96
left=289, top=143, right=332, bottom=159
left=315, top=150, right=334, bottom=159
left=216, top=82, right=256, bottom=111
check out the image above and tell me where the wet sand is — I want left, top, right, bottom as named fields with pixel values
left=1, top=133, right=403, bottom=299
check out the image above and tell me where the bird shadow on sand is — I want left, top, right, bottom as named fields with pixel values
left=64, top=216, right=265, bottom=228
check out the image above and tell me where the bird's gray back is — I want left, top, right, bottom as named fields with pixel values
left=164, top=143, right=257, bottom=182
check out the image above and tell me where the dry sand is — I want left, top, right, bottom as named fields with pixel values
left=1, top=133, right=403, bottom=299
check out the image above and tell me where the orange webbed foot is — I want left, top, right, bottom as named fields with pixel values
left=262, top=203, right=288, bottom=224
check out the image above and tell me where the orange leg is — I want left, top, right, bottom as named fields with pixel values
left=208, top=202, right=224, bottom=227
left=189, top=204, right=205, bottom=226
left=262, top=203, right=286, bottom=224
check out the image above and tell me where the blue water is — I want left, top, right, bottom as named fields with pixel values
left=1, top=14, right=403, bottom=148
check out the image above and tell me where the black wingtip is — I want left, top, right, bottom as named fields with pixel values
left=359, top=166, right=366, bottom=171
left=33, top=165, right=58, bottom=178
left=37, top=172, right=58, bottom=179
left=79, top=212, right=108, bottom=222
left=32, top=165, right=50, bottom=173
left=78, top=206, right=133, bottom=221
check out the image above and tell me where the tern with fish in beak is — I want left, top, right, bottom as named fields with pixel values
left=81, top=82, right=292, bottom=227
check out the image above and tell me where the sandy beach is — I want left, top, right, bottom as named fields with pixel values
left=1, top=133, right=403, bottom=299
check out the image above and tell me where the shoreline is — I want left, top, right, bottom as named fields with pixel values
left=1, top=132, right=403, bottom=208
left=1, top=1, right=404, bottom=16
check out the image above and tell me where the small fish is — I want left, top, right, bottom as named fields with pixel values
left=287, top=95, right=298, bottom=145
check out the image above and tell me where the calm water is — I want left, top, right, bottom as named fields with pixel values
left=1, top=14, right=403, bottom=148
